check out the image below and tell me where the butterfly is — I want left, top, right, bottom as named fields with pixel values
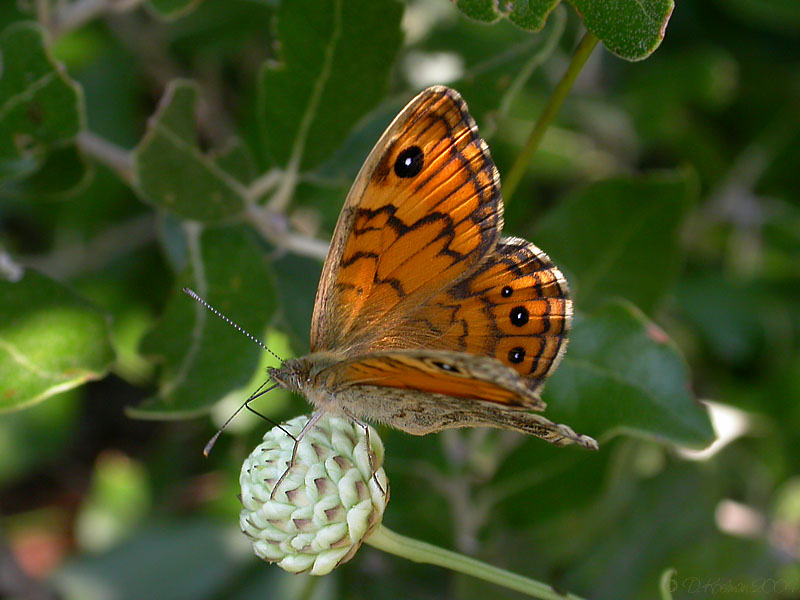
left=268, top=86, right=597, bottom=451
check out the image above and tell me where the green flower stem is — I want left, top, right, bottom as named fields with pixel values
left=365, top=525, right=587, bottom=600
left=503, top=31, right=599, bottom=205
left=660, top=568, right=677, bottom=600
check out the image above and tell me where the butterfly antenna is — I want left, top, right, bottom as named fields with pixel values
left=182, top=287, right=283, bottom=363
left=203, top=382, right=291, bottom=457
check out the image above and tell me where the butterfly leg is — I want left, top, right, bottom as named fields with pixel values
left=342, top=408, right=388, bottom=498
left=245, top=402, right=296, bottom=440
left=270, top=409, right=326, bottom=500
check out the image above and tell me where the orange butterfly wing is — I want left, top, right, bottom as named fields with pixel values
left=310, top=87, right=502, bottom=353
left=399, top=237, right=572, bottom=394
left=333, top=350, right=534, bottom=406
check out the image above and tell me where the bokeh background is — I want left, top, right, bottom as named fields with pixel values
left=1, top=0, right=799, bottom=599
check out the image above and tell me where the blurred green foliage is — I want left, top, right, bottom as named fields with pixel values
left=1, top=0, right=799, bottom=599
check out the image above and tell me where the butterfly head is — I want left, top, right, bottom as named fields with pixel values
left=268, top=358, right=311, bottom=395
left=269, top=353, right=343, bottom=398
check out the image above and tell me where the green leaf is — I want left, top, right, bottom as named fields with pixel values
left=452, top=0, right=674, bottom=61
left=0, top=144, right=91, bottom=199
left=272, top=251, right=323, bottom=354
left=533, top=171, right=696, bottom=315
left=508, top=0, right=561, bottom=30
left=454, top=0, right=560, bottom=31
left=0, top=270, right=114, bottom=413
left=147, top=0, right=204, bottom=20
left=132, top=80, right=247, bottom=222
left=571, top=0, right=674, bottom=61
left=212, top=139, right=258, bottom=185
left=132, top=226, right=276, bottom=418
left=543, top=300, right=714, bottom=449
left=453, top=0, right=507, bottom=23
left=259, top=0, right=403, bottom=171
left=0, top=22, right=84, bottom=181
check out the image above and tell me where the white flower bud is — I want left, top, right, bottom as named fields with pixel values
left=239, top=414, right=389, bottom=575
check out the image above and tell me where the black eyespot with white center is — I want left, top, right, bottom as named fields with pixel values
left=508, top=347, right=526, bottom=364
left=432, top=361, right=458, bottom=373
left=509, top=306, right=529, bottom=327
left=501, top=286, right=513, bottom=298
left=394, top=146, right=424, bottom=178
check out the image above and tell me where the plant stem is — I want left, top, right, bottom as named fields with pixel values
left=77, top=131, right=134, bottom=184
left=365, top=525, right=587, bottom=600
left=660, top=568, right=677, bottom=600
left=244, top=205, right=330, bottom=261
left=503, top=31, right=599, bottom=206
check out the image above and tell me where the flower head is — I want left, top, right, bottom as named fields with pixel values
left=239, top=414, right=389, bottom=575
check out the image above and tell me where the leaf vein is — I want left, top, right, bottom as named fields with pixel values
left=0, top=71, right=58, bottom=124
left=268, top=0, right=343, bottom=212
left=0, top=337, right=69, bottom=381
left=150, top=120, right=249, bottom=202
left=160, top=224, right=207, bottom=398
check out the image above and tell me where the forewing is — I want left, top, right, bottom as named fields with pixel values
left=310, top=86, right=502, bottom=353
